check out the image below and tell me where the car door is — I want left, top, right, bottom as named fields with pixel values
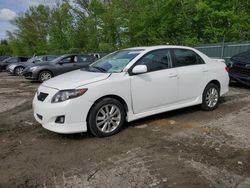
left=55, top=55, right=78, bottom=74
left=130, top=49, right=179, bottom=114
left=171, top=49, right=207, bottom=102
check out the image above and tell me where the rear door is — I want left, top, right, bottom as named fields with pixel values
left=171, top=49, right=207, bottom=102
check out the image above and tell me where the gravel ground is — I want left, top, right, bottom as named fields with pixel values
left=0, top=72, right=250, bottom=188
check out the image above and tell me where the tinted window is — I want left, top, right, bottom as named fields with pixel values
left=173, top=49, right=204, bottom=67
left=8, top=58, right=19, bottom=63
left=136, top=49, right=171, bottom=72
left=60, top=56, right=76, bottom=64
left=20, top=57, right=28, bottom=62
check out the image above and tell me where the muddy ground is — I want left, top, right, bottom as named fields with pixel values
left=0, top=72, right=250, bottom=188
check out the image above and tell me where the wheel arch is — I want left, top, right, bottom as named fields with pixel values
left=38, top=69, right=54, bottom=77
left=206, top=80, right=221, bottom=92
left=86, top=94, right=129, bottom=123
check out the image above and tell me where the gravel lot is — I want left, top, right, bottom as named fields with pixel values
left=0, top=72, right=250, bottom=188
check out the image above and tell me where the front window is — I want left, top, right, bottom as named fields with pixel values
left=87, top=50, right=144, bottom=73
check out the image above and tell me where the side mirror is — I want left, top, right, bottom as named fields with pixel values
left=132, top=65, right=147, bottom=74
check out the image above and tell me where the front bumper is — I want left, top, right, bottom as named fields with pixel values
left=33, top=85, right=93, bottom=134
left=23, top=71, right=38, bottom=80
left=229, top=72, right=250, bottom=86
left=6, top=67, right=14, bottom=75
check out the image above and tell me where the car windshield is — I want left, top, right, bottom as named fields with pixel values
left=87, top=50, right=144, bottom=73
left=51, top=55, right=68, bottom=63
left=2, top=57, right=12, bottom=62
left=27, top=56, right=37, bottom=63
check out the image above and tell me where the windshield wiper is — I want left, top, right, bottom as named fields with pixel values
left=90, top=66, right=107, bottom=73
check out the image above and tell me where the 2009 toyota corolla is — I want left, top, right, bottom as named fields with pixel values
left=33, top=46, right=229, bottom=137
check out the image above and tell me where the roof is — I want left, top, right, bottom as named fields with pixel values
left=126, top=45, right=195, bottom=51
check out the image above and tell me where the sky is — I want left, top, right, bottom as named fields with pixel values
left=0, top=0, right=57, bottom=39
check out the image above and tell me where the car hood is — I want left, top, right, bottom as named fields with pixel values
left=42, top=69, right=111, bottom=90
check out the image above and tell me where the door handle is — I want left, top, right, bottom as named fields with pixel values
left=168, top=73, right=178, bottom=78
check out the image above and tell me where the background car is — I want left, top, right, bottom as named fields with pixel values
left=0, top=56, right=11, bottom=61
left=0, top=56, right=29, bottom=71
left=228, top=50, right=250, bottom=86
left=23, top=54, right=95, bottom=82
left=6, top=55, right=58, bottom=76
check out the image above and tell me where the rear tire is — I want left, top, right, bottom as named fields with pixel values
left=201, top=83, right=220, bottom=111
left=38, top=70, right=53, bottom=82
left=14, top=66, right=24, bottom=76
left=88, top=98, right=126, bottom=137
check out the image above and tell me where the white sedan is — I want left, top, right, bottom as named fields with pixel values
left=33, top=46, right=229, bottom=137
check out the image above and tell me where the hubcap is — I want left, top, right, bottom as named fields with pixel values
left=96, top=104, right=121, bottom=133
left=16, top=67, right=24, bottom=76
left=206, top=88, right=219, bottom=108
left=40, top=72, right=52, bottom=81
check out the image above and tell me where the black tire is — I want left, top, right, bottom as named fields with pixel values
left=38, top=70, right=53, bottom=82
left=88, top=98, right=126, bottom=137
left=14, top=66, right=24, bottom=76
left=201, top=83, right=220, bottom=111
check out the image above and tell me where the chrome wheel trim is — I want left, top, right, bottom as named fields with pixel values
left=40, top=72, right=52, bottom=81
left=205, top=88, right=219, bottom=108
left=16, top=67, right=24, bottom=76
left=96, top=104, right=121, bottom=133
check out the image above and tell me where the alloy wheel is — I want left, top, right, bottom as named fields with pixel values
left=205, top=88, right=219, bottom=108
left=95, top=104, right=121, bottom=133
left=40, top=72, right=52, bottom=82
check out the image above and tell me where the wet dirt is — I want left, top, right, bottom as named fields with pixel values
left=0, top=73, right=250, bottom=188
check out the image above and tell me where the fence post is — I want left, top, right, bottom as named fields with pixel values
left=221, top=35, right=225, bottom=59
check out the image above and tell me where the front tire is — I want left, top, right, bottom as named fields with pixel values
left=38, top=70, right=53, bottom=82
left=201, top=83, right=220, bottom=111
left=88, top=98, right=126, bottom=137
left=14, top=66, right=24, bottom=76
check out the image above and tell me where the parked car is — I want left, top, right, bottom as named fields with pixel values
left=0, top=56, right=29, bottom=71
left=33, top=46, right=229, bottom=137
left=228, top=50, right=250, bottom=86
left=6, top=55, right=58, bottom=76
left=0, top=55, right=11, bottom=61
left=22, top=54, right=95, bottom=82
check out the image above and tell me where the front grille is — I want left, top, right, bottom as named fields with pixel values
left=37, top=114, right=43, bottom=120
left=37, top=92, right=48, bottom=101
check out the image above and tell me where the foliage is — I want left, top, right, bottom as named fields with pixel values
left=3, top=0, right=250, bottom=55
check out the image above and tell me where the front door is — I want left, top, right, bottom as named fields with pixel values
left=130, top=49, right=179, bottom=114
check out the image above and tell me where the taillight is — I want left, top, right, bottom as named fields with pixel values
left=225, top=66, right=230, bottom=72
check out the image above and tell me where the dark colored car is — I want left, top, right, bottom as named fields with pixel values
left=6, top=55, right=58, bottom=76
left=22, top=54, right=95, bottom=82
left=0, top=57, right=29, bottom=71
left=229, top=50, right=250, bottom=86
left=0, top=56, right=11, bottom=61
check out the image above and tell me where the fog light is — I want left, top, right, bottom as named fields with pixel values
left=55, top=116, right=65, bottom=124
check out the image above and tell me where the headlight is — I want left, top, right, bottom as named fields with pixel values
left=30, top=66, right=38, bottom=71
left=51, top=89, right=88, bottom=103
left=228, top=60, right=234, bottom=68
